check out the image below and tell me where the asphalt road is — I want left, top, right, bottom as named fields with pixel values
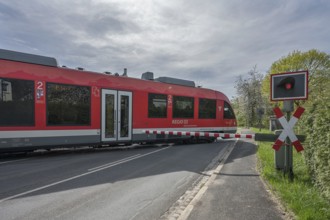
left=0, top=140, right=234, bottom=220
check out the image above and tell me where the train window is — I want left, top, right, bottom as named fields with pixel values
left=199, top=98, right=216, bottom=119
left=173, top=96, right=194, bottom=118
left=0, top=78, right=34, bottom=126
left=224, top=101, right=236, bottom=119
left=148, top=93, right=167, bottom=118
left=47, top=83, right=91, bottom=125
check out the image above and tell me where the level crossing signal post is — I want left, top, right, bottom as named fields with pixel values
left=271, top=71, right=308, bottom=181
left=283, top=101, right=294, bottom=181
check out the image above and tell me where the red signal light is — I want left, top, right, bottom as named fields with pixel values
left=277, top=76, right=295, bottom=90
left=285, top=83, right=292, bottom=90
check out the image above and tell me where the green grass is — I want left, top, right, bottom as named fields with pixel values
left=250, top=127, right=330, bottom=220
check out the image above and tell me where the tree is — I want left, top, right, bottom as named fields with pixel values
left=234, top=66, right=266, bottom=128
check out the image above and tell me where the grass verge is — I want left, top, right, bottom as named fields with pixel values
left=251, top=127, right=330, bottom=220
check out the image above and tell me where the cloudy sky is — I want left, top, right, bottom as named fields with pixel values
left=1, top=0, right=329, bottom=98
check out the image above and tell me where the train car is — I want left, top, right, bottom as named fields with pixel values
left=0, top=49, right=236, bottom=152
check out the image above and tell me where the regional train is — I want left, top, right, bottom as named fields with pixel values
left=0, top=49, right=236, bottom=152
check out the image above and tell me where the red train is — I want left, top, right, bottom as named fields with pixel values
left=0, top=49, right=236, bottom=152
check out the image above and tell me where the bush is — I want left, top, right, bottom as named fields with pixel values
left=301, top=70, right=330, bottom=201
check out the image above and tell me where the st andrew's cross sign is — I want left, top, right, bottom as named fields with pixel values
left=272, top=106, right=305, bottom=152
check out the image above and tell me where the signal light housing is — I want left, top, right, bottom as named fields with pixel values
left=278, top=76, right=295, bottom=90
left=271, top=71, right=308, bottom=101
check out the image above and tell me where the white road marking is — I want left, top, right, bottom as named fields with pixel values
left=0, top=158, right=29, bottom=165
left=88, top=154, right=141, bottom=171
left=0, top=147, right=170, bottom=203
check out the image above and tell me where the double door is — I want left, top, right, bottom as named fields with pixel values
left=101, top=89, right=132, bottom=142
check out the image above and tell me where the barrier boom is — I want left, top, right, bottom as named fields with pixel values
left=143, top=130, right=305, bottom=143
left=143, top=130, right=254, bottom=139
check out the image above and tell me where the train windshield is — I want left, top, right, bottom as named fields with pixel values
left=224, top=101, right=236, bottom=119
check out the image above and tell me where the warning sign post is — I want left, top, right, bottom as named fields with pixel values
left=271, top=71, right=308, bottom=181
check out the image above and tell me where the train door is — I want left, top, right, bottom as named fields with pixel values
left=101, top=89, right=132, bottom=142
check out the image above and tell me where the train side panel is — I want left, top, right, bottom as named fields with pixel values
left=0, top=50, right=237, bottom=152
left=0, top=61, right=101, bottom=151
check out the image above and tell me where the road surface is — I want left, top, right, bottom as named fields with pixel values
left=0, top=140, right=235, bottom=220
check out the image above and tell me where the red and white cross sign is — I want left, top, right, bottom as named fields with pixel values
left=273, top=106, right=305, bottom=152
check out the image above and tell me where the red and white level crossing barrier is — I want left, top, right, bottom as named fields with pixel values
left=272, top=106, right=305, bottom=152
left=143, top=130, right=255, bottom=139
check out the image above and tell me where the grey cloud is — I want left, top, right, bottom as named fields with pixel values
left=65, top=8, right=141, bottom=38
left=0, top=2, right=24, bottom=20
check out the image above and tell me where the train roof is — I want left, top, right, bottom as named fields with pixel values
left=0, top=49, right=58, bottom=67
left=141, top=72, right=195, bottom=87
